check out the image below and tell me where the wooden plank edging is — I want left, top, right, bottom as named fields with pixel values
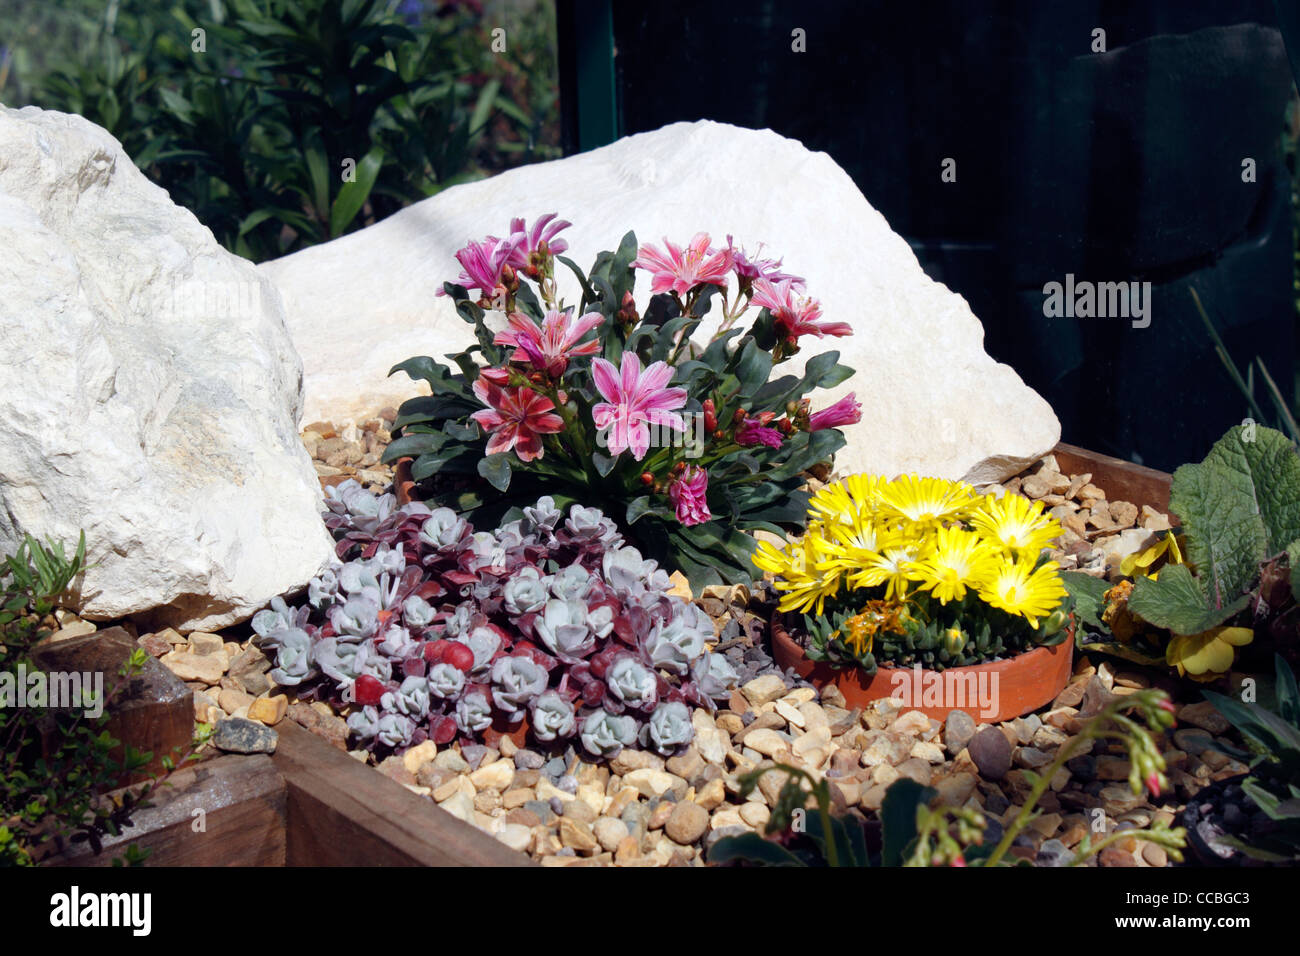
left=43, top=753, right=285, bottom=867
left=272, top=719, right=533, bottom=867
left=1051, top=442, right=1173, bottom=514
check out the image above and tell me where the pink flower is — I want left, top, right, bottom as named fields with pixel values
left=736, top=418, right=784, bottom=448
left=470, top=374, right=564, bottom=462
left=440, top=235, right=524, bottom=299
left=632, top=232, right=734, bottom=296
left=752, top=278, right=853, bottom=340
left=505, top=213, right=571, bottom=273
left=808, top=393, right=862, bottom=431
left=726, top=236, right=805, bottom=288
left=590, top=353, right=687, bottom=460
left=495, top=308, right=604, bottom=378
left=668, top=466, right=711, bottom=526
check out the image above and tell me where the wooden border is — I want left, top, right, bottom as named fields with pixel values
left=43, top=754, right=285, bottom=867
left=1052, top=442, right=1174, bottom=514
left=271, top=719, right=532, bottom=867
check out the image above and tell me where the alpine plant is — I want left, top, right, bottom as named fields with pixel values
left=254, top=482, right=740, bottom=759
left=385, top=215, right=861, bottom=590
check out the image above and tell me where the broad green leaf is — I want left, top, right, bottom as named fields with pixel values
left=1171, top=425, right=1300, bottom=610
left=380, top=432, right=448, bottom=463
left=881, top=779, right=933, bottom=867
left=1061, top=570, right=1110, bottom=631
left=1128, top=564, right=1250, bottom=636
left=478, top=454, right=512, bottom=492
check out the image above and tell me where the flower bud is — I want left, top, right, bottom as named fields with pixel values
left=640, top=472, right=655, bottom=486
left=732, top=408, right=747, bottom=425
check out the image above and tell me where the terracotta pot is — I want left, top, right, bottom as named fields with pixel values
left=770, top=612, right=1073, bottom=723
left=394, top=456, right=417, bottom=506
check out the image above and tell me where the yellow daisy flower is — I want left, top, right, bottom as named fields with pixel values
left=813, top=512, right=894, bottom=576
left=763, top=529, right=843, bottom=617
left=850, top=537, right=932, bottom=601
left=969, top=492, right=1062, bottom=556
left=908, top=525, right=1001, bottom=604
left=875, top=474, right=981, bottom=528
left=977, top=556, right=1068, bottom=627
left=808, top=474, right=885, bottom=527
left=1165, top=626, right=1252, bottom=679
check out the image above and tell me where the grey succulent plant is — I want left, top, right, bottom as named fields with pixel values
left=455, top=691, right=493, bottom=734
left=502, top=566, right=549, bottom=615
left=644, top=599, right=713, bottom=675
left=565, top=505, right=623, bottom=548
left=347, top=705, right=381, bottom=739
left=308, top=567, right=341, bottom=609
left=462, top=625, right=502, bottom=674
left=522, top=496, right=562, bottom=535
left=606, top=656, right=658, bottom=710
left=580, top=708, right=638, bottom=757
left=691, top=652, right=741, bottom=699
left=534, top=599, right=597, bottom=660
left=251, top=595, right=295, bottom=638
left=376, top=712, right=416, bottom=749
left=382, top=675, right=431, bottom=719
left=377, top=624, right=415, bottom=659
left=490, top=655, right=548, bottom=721
left=330, top=594, right=382, bottom=641
left=266, top=626, right=315, bottom=686
left=531, top=690, right=577, bottom=742
left=639, top=701, right=694, bottom=753
left=402, top=594, right=436, bottom=628
left=427, top=662, right=466, bottom=698
left=549, top=563, right=595, bottom=602
left=419, top=507, right=469, bottom=550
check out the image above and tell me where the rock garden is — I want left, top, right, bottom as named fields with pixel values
left=6, top=167, right=1300, bottom=870
left=1, top=51, right=1297, bottom=874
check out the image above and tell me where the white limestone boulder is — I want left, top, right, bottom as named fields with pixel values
left=0, top=105, right=334, bottom=631
left=260, top=120, right=1059, bottom=482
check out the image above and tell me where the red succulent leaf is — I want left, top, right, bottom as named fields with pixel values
left=444, top=643, right=476, bottom=673
left=429, top=715, right=457, bottom=745
left=354, top=674, right=386, bottom=706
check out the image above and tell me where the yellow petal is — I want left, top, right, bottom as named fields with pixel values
left=1166, top=626, right=1253, bottom=676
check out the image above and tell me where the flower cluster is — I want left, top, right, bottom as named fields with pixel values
left=387, top=216, right=862, bottom=590
left=754, top=475, right=1072, bottom=673
left=255, top=481, right=738, bottom=758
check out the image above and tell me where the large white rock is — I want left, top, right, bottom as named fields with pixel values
left=0, top=106, right=333, bottom=631
left=260, top=120, right=1059, bottom=482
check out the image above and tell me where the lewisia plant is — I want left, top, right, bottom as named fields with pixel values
left=754, top=475, right=1074, bottom=674
left=255, top=482, right=739, bottom=758
left=386, top=216, right=861, bottom=589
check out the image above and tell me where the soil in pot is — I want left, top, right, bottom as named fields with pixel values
left=770, top=612, right=1073, bottom=723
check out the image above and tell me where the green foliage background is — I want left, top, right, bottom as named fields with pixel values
left=0, top=0, right=560, bottom=261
